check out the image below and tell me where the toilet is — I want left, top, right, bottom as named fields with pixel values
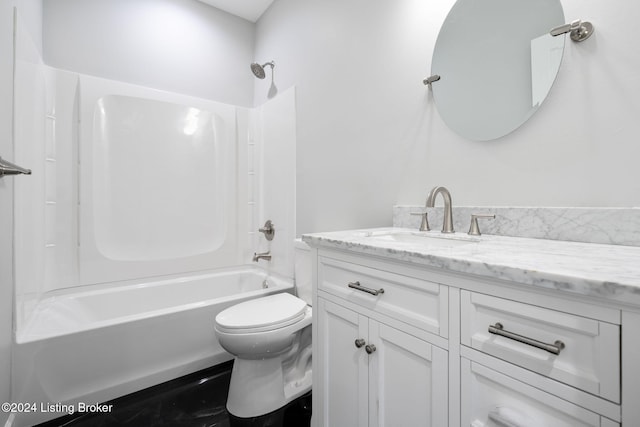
left=214, top=241, right=313, bottom=420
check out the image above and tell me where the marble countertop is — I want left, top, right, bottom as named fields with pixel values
left=302, top=228, right=640, bottom=307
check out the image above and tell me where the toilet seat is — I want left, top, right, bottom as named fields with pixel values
left=215, top=293, right=308, bottom=334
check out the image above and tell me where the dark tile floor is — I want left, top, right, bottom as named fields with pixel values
left=37, top=361, right=311, bottom=427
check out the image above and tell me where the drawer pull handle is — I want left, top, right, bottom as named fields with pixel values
left=348, top=281, right=385, bottom=296
left=354, top=338, right=366, bottom=348
left=365, top=344, right=377, bottom=354
left=488, top=322, right=566, bottom=355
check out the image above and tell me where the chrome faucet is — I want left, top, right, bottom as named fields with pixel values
left=253, top=252, right=272, bottom=262
left=425, top=186, right=454, bottom=233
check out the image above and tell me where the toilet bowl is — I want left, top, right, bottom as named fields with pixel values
left=214, top=240, right=313, bottom=419
left=215, top=292, right=312, bottom=418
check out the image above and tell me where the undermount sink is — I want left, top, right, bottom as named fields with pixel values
left=359, top=230, right=480, bottom=248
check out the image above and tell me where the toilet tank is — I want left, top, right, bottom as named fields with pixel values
left=294, top=239, right=312, bottom=306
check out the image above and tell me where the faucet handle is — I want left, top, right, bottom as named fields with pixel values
left=410, top=211, right=430, bottom=232
left=468, top=214, right=495, bottom=236
left=258, top=220, right=275, bottom=241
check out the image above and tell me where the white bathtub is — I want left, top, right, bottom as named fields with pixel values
left=11, top=267, right=292, bottom=427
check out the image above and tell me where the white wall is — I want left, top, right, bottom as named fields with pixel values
left=255, top=0, right=640, bottom=235
left=0, top=1, right=43, bottom=422
left=43, top=0, right=256, bottom=107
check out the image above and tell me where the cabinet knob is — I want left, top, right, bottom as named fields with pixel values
left=365, top=344, right=377, bottom=354
left=354, top=338, right=366, bottom=348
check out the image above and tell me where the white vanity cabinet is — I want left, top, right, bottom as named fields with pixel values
left=313, top=252, right=449, bottom=427
left=308, top=242, right=636, bottom=427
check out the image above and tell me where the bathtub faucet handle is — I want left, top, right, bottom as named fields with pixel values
left=259, top=220, right=275, bottom=241
left=253, top=252, right=272, bottom=262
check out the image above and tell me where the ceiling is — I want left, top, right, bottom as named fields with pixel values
left=196, top=0, right=275, bottom=22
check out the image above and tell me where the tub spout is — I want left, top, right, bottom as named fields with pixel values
left=253, top=252, right=271, bottom=262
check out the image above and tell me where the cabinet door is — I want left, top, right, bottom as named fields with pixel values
left=317, top=298, right=369, bottom=427
left=368, top=321, right=448, bottom=427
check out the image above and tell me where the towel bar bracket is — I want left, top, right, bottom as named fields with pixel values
left=0, top=156, right=31, bottom=178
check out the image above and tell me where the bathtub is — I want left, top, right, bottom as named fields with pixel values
left=11, top=267, right=293, bottom=427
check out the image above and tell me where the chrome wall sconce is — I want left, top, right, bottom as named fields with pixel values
left=550, top=19, right=594, bottom=42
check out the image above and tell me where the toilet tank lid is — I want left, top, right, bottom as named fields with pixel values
left=215, top=293, right=307, bottom=330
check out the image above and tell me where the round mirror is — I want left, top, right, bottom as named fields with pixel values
left=431, top=0, right=565, bottom=141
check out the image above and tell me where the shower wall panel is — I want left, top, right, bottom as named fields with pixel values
left=92, top=95, right=225, bottom=262
left=253, top=87, right=297, bottom=279
left=14, top=68, right=246, bottom=309
left=78, top=75, right=241, bottom=284
left=13, top=11, right=46, bottom=301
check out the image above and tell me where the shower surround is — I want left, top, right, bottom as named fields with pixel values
left=10, top=17, right=297, bottom=426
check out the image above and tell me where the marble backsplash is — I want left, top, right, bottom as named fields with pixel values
left=393, top=206, right=640, bottom=247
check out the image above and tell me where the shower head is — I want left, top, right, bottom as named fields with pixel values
left=250, top=61, right=275, bottom=79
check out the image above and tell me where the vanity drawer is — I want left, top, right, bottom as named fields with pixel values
left=318, top=256, right=448, bottom=337
left=461, top=291, right=620, bottom=403
left=461, top=358, right=619, bottom=427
